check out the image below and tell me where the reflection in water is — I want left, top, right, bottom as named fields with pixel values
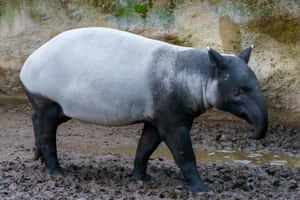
left=62, top=145, right=300, bottom=168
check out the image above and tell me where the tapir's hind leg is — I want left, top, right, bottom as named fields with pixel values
left=38, top=104, right=61, bottom=175
left=133, top=122, right=162, bottom=181
left=33, top=99, right=70, bottom=175
left=32, top=110, right=42, bottom=161
left=21, top=82, right=70, bottom=175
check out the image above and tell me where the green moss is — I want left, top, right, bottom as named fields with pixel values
left=0, top=1, right=15, bottom=25
left=115, top=7, right=125, bottom=17
left=100, top=0, right=183, bottom=25
left=152, top=7, right=173, bottom=27
left=0, top=1, right=3, bottom=17
left=28, top=0, right=45, bottom=20
left=93, top=0, right=100, bottom=7
left=148, top=0, right=153, bottom=8
left=134, top=4, right=148, bottom=18
left=96, top=0, right=133, bottom=18
left=213, top=0, right=300, bottom=20
left=0, top=0, right=46, bottom=24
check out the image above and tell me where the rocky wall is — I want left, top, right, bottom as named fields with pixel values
left=0, top=0, right=299, bottom=121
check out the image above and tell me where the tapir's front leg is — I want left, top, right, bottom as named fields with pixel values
left=158, top=119, right=209, bottom=193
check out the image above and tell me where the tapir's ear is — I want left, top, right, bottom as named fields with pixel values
left=238, top=45, right=254, bottom=64
left=208, top=47, right=225, bottom=70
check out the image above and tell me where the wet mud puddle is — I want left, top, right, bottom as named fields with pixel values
left=62, top=145, right=300, bottom=168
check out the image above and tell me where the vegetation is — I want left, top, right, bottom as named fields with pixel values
left=0, top=0, right=299, bottom=25
left=134, top=4, right=148, bottom=19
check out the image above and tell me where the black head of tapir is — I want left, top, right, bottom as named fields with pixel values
left=207, top=46, right=268, bottom=139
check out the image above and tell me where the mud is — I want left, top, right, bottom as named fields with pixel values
left=70, top=146, right=300, bottom=168
left=0, top=103, right=300, bottom=199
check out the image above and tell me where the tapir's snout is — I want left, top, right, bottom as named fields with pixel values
left=241, top=92, right=268, bottom=140
left=252, top=100, right=268, bottom=140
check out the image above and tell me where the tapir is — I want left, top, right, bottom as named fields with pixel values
left=20, top=27, right=268, bottom=193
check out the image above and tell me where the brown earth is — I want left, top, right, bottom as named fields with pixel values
left=0, top=102, right=300, bottom=199
left=1, top=0, right=300, bottom=116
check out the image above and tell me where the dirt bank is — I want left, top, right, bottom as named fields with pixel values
left=1, top=0, right=300, bottom=116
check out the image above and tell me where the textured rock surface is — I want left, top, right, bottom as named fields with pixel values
left=0, top=0, right=299, bottom=120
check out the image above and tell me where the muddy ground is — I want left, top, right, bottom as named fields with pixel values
left=0, top=103, right=300, bottom=200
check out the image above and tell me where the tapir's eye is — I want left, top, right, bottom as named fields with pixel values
left=234, top=88, right=246, bottom=96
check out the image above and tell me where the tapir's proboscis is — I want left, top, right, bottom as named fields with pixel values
left=20, top=27, right=268, bottom=193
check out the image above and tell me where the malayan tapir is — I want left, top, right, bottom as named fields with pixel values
left=20, top=27, right=268, bottom=193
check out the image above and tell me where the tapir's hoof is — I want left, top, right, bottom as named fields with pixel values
left=133, top=173, right=151, bottom=183
left=32, top=147, right=42, bottom=161
left=135, top=176, right=151, bottom=187
left=187, top=184, right=210, bottom=194
left=136, top=180, right=145, bottom=186
left=46, top=167, right=64, bottom=176
left=191, top=191, right=215, bottom=196
left=33, top=151, right=39, bottom=161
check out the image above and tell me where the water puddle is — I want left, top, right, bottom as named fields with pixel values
left=63, top=145, right=300, bottom=168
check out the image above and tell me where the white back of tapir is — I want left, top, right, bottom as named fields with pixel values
left=20, top=27, right=189, bottom=125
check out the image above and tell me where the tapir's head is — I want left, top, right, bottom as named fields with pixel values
left=206, top=46, right=268, bottom=139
